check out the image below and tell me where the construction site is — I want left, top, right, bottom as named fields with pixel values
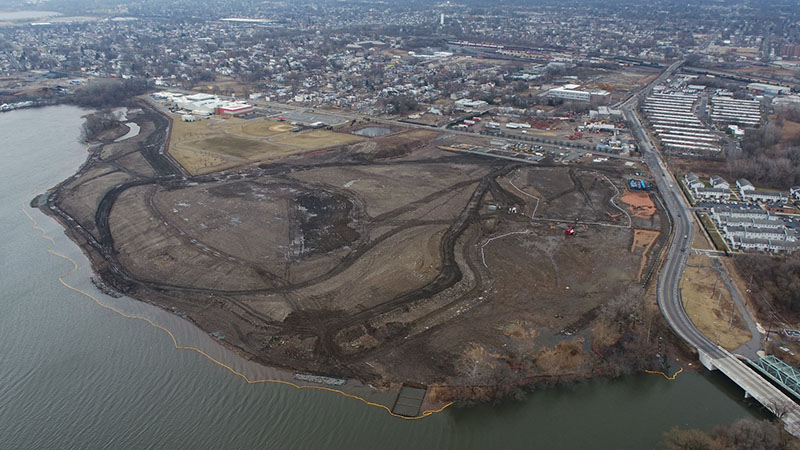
left=41, top=98, right=669, bottom=405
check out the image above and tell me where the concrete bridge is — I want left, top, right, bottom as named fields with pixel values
left=699, top=348, right=800, bottom=436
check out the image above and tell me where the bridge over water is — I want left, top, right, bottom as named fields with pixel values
left=699, top=349, right=800, bottom=435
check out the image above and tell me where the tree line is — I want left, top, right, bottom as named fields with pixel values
left=70, top=78, right=151, bottom=109
left=734, top=253, right=800, bottom=318
left=727, top=104, right=800, bottom=189
left=661, top=418, right=800, bottom=450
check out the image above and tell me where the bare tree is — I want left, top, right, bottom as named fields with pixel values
left=767, top=398, right=793, bottom=420
left=600, top=287, right=643, bottom=332
left=725, top=418, right=782, bottom=450
left=456, top=343, right=496, bottom=383
left=661, top=427, right=723, bottom=450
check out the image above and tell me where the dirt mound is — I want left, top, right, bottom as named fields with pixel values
left=620, top=191, right=656, bottom=218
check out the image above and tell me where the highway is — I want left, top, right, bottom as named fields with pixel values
left=623, top=61, right=800, bottom=436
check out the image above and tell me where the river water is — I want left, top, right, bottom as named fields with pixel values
left=0, top=105, right=768, bottom=449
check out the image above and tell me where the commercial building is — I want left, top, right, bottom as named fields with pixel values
left=215, top=103, right=255, bottom=117
left=747, top=83, right=791, bottom=96
left=547, top=85, right=610, bottom=104
left=454, top=99, right=488, bottom=109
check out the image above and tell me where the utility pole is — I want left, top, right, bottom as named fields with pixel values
left=728, top=300, right=735, bottom=331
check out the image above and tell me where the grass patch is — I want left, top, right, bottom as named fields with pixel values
left=190, top=136, right=286, bottom=159
left=687, top=254, right=714, bottom=267
left=692, top=221, right=713, bottom=251
left=270, top=129, right=365, bottom=150
left=241, top=120, right=298, bottom=137
left=681, top=266, right=751, bottom=351
left=169, top=148, right=233, bottom=175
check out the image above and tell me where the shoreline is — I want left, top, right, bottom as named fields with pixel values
left=29, top=197, right=454, bottom=418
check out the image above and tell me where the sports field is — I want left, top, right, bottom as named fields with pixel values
left=241, top=120, right=299, bottom=137
left=168, top=115, right=364, bottom=174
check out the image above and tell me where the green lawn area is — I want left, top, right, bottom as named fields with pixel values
left=679, top=179, right=696, bottom=206
left=698, top=213, right=730, bottom=252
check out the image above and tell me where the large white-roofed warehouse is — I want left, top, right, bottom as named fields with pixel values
left=642, top=92, right=721, bottom=157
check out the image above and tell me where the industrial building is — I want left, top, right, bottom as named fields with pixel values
left=547, top=84, right=610, bottom=104
left=710, top=96, right=762, bottom=127
left=152, top=91, right=254, bottom=117
left=747, top=83, right=791, bottom=96
left=643, top=92, right=721, bottom=156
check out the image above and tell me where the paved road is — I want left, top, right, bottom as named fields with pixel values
left=623, top=61, right=800, bottom=435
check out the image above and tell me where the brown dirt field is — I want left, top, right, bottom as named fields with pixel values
left=692, top=221, right=714, bottom=251
left=110, top=185, right=271, bottom=291
left=681, top=266, right=752, bottom=351
left=57, top=170, right=131, bottom=237
left=296, top=224, right=447, bottom=313
left=730, top=66, right=798, bottom=77
left=631, top=229, right=659, bottom=252
left=639, top=74, right=659, bottom=85
left=510, top=167, right=630, bottom=226
left=620, top=191, right=656, bottom=218
left=482, top=224, right=638, bottom=331
left=153, top=181, right=295, bottom=272
left=292, top=163, right=487, bottom=218
left=632, top=229, right=659, bottom=281
left=687, top=254, right=714, bottom=267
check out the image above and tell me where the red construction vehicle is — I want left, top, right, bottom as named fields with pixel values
left=565, top=219, right=577, bottom=236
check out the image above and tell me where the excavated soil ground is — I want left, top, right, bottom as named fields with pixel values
left=42, top=103, right=667, bottom=394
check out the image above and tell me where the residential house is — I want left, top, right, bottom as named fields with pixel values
left=709, top=175, right=730, bottom=190
left=684, top=172, right=704, bottom=190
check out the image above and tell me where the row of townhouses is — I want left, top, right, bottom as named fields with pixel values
left=709, top=205, right=798, bottom=253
